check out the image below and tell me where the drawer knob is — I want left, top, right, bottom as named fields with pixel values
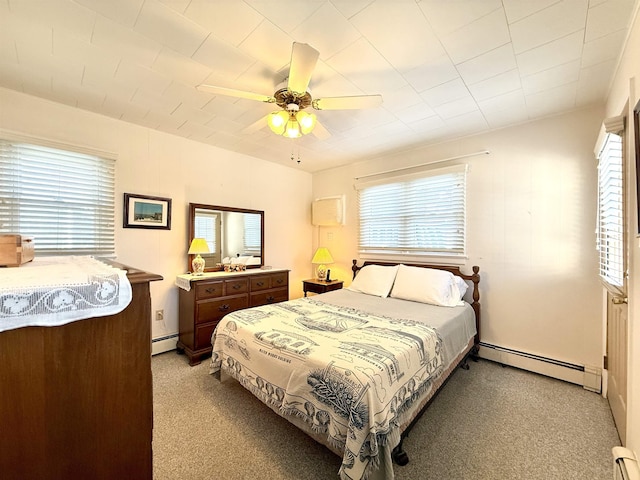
left=256, top=281, right=265, bottom=287
left=276, top=279, right=283, bottom=284
left=266, top=296, right=275, bottom=302
left=219, top=304, right=230, bottom=311
left=206, top=288, right=215, bottom=293
left=232, top=284, right=241, bottom=290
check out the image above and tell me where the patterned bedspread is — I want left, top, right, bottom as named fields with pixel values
left=210, top=297, right=444, bottom=480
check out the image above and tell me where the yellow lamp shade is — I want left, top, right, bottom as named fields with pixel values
left=284, top=116, right=302, bottom=138
left=267, top=111, right=289, bottom=135
left=188, top=238, right=210, bottom=275
left=297, top=111, right=317, bottom=135
left=311, top=247, right=334, bottom=281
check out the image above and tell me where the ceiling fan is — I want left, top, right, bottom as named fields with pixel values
left=197, top=42, right=383, bottom=139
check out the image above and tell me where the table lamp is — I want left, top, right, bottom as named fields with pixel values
left=311, top=247, right=334, bottom=281
left=188, top=238, right=210, bottom=275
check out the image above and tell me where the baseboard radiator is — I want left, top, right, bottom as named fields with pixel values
left=613, top=447, right=640, bottom=480
left=152, top=333, right=179, bottom=355
left=479, top=342, right=602, bottom=392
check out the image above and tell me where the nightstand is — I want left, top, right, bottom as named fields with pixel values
left=303, top=278, right=344, bottom=297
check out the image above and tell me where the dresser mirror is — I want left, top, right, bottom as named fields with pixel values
left=188, top=203, right=264, bottom=273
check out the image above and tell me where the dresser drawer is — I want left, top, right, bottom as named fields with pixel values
left=250, top=287, right=288, bottom=307
left=195, top=281, right=224, bottom=300
left=196, top=295, right=248, bottom=324
left=195, top=322, right=218, bottom=350
left=225, top=278, right=249, bottom=295
left=250, top=272, right=289, bottom=291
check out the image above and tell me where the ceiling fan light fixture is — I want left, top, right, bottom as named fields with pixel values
left=297, top=111, right=316, bottom=135
left=284, top=115, right=302, bottom=138
left=267, top=110, right=289, bottom=134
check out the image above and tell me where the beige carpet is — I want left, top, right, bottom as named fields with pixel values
left=152, top=352, right=620, bottom=480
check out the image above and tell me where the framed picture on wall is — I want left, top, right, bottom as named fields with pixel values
left=123, top=193, right=172, bottom=230
left=635, top=100, right=640, bottom=235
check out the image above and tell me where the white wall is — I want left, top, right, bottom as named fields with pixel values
left=313, top=105, right=604, bottom=371
left=0, top=87, right=313, bottom=343
left=605, top=2, right=640, bottom=453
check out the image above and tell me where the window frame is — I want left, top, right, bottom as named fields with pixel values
left=355, top=164, right=467, bottom=261
left=0, top=133, right=116, bottom=256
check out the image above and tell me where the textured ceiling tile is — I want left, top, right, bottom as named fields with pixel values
left=502, top=0, right=559, bottom=24
left=130, top=88, right=181, bottom=114
left=521, top=60, right=581, bottom=95
left=351, top=1, right=443, bottom=70
left=326, top=37, right=405, bottom=93
left=581, top=29, right=627, bottom=67
left=402, top=54, right=459, bottom=93
left=576, top=58, right=616, bottom=104
left=420, top=78, right=470, bottom=107
left=115, top=61, right=172, bottom=95
left=483, top=107, right=530, bottom=129
left=291, top=2, right=361, bottom=59
left=525, top=82, right=578, bottom=118
left=515, top=30, right=584, bottom=77
left=53, top=29, right=120, bottom=77
left=92, top=16, right=162, bottom=67
left=439, top=8, right=511, bottom=64
left=456, top=44, right=517, bottom=86
left=478, top=89, right=527, bottom=115
left=467, top=69, right=522, bottom=101
left=185, top=1, right=263, bottom=47
left=381, top=84, right=428, bottom=114
left=74, top=0, right=144, bottom=28
left=585, top=0, right=636, bottom=41
left=418, top=0, right=503, bottom=36
left=510, top=0, right=588, bottom=54
left=192, top=34, right=256, bottom=76
left=433, top=96, right=479, bottom=119
left=237, top=20, right=294, bottom=73
left=152, top=48, right=211, bottom=87
left=162, top=82, right=210, bottom=110
left=134, top=0, right=209, bottom=57
left=245, top=0, right=325, bottom=33
left=8, top=0, right=95, bottom=42
left=331, top=0, right=375, bottom=19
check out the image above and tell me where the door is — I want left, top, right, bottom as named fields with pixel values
left=607, top=291, right=628, bottom=443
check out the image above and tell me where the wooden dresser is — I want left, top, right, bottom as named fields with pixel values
left=0, top=263, right=162, bottom=480
left=177, top=268, right=289, bottom=365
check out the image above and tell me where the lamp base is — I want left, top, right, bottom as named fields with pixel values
left=192, top=254, right=205, bottom=276
left=316, top=264, right=327, bottom=281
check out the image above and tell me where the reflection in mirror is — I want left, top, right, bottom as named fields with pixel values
left=188, top=203, right=264, bottom=273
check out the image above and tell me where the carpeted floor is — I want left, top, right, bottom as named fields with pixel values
left=152, top=352, right=620, bottom=480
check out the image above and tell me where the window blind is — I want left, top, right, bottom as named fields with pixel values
left=597, top=132, right=624, bottom=293
left=0, top=139, right=115, bottom=255
left=194, top=211, right=218, bottom=254
left=356, top=165, right=466, bottom=256
left=243, top=213, right=261, bottom=255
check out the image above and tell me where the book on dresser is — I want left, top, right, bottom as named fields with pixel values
left=176, top=268, right=289, bottom=365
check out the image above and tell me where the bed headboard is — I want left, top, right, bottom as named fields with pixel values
left=351, top=259, right=481, bottom=346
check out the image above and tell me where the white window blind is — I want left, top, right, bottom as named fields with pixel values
left=194, top=211, right=218, bottom=254
left=0, top=139, right=115, bottom=255
left=597, top=132, right=624, bottom=293
left=243, top=213, right=261, bottom=255
left=356, top=165, right=467, bottom=256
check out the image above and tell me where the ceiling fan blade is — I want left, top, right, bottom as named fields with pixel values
left=287, top=42, right=319, bottom=95
left=312, top=119, right=331, bottom=140
left=197, top=84, right=274, bottom=103
left=313, top=94, right=383, bottom=111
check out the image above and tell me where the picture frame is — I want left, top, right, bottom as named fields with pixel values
left=634, top=99, right=640, bottom=235
left=123, top=193, right=172, bottom=230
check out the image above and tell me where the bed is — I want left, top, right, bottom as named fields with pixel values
left=210, top=260, right=481, bottom=480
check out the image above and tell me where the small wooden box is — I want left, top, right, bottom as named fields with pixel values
left=0, top=234, right=35, bottom=267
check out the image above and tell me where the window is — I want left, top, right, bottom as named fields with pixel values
left=194, top=210, right=218, bottom=254
left=243, top=213, right=261, bottom=255
left=356, top=164, right=467, bottom=257
left=596, top=125, right=625, bottom=295
left=0, top=137, right=115, bottom=255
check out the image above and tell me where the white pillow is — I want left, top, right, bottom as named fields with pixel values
left=347, top=264, right=399, bottom=298
left=455, top=276, right=468, bottom=299
left=390, top=264, right=463, bottom=307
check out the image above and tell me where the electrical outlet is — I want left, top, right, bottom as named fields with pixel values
left=155, top=310, right=164, bottom=321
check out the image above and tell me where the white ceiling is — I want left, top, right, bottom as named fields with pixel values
left=0, top=0, right=637, bottom=172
